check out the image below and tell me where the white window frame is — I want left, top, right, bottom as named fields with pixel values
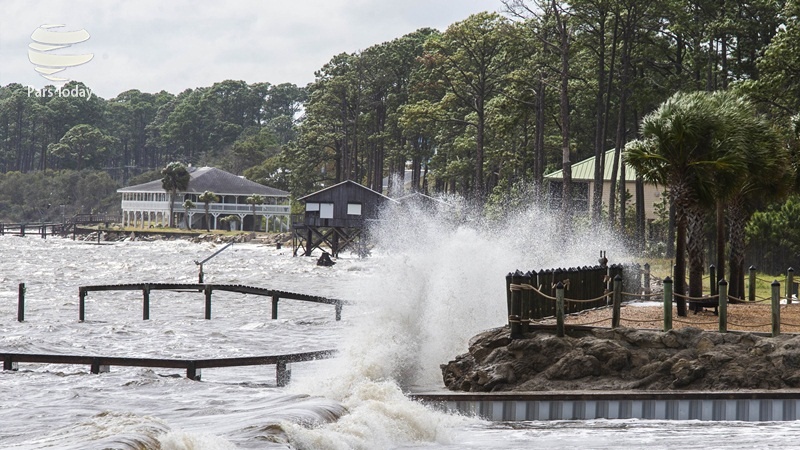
left=347, top=203, right=362, bottom=215
left=320, top=203, right=334, bottom=219
left=306, top=202, right=320, bottom=212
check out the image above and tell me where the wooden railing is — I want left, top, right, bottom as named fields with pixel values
left=78, top=283, right=348, bottom=321
left=1, top=349, right=335, bottom=386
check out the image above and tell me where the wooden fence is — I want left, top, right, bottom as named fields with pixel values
left=505, top=264, right=624, bottom=321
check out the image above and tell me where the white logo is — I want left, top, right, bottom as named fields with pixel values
left=28, top=24, right=94, bottom=82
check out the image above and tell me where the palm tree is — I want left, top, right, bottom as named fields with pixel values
left=724, top=116, right=794, bottom=299
left=246, top=194, right=264, bottom=232
left=182, top=199, right=195, bottom=229
left=161, top=162, right=190, bottom=228
left=198, top=190, right=219, bottom=232
left=625, top=91, right=734, bottom=315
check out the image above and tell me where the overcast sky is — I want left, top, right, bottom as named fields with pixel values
left=1, top=1, right=497, bottom=99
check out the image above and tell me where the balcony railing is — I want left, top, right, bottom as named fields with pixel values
left=121, top=201, right=290, bottom=215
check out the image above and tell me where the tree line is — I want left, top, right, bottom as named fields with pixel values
left=2, top=0, right=800, bottom=279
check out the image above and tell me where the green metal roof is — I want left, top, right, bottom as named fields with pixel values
left=544, top=149, right=638, bottom=181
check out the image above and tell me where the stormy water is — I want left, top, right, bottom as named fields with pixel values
left=2, top=201, right=799, bottom=449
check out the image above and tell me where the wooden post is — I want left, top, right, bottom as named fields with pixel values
left=719, top=279, right=728, bottom=333
left=271, top=295, right=279, bottom=320
left=17, top=283, right=25, bottom=322
left=520, top=271, right=532, bottom=333
left=3, top=354, right=17, bottom=371
left=709, top=265, right=717, bottom=296
left=335, top=302, right=342, bottom=321
left=643, top=263, right=651, bottom=295
left=20, top=224, right=25, bottom=237
left=509, top=272, right=523, bottom=339
left=276, top=360, right=291, bottom=387
left=79, top=288, right=86, bottom=321
left=787, top=267, right=794, bottom=305
left=186, top=362, right=201, bottom=381
left=772, top=280, right=781, bottom=337
left=204, top=285, right=212, bottom=320
left=142, top=284, right=150, bottom=320
left=612, top=275, right=622, bottom=328
left=556, top=281, right=565, bottom=338
left=749, top=266, right=757, bottom=302
left=198, top=263, right=204, bottom=284
left=663, top=277, right=673, bottom=332
left=41, top=224, right=46, bottom=239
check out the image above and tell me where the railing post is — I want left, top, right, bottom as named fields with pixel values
left=335, top=302, right=342, bottom=321
left=643, top=263, right=651, bottom=295
left=20, top=224, right=24, bottom=237
left=663, top=277, right=673, bottom=331
left=186, top=361, right=201, bottom=381
left=79, top=288, right=86, bottom=321
left=142, top=284, right=150, bottom=320
left=709, top=265, right=717, bottom=296
left=276, top=360, right=291, bottom=387
left=17, top=283, right=25, bottom=322
left=718, top=279, right=728, bottom=333
left=787, top=267, right=794, bottom=305
left=204, top=285, right=212, bottom=320
left=612, top=275, right=622, bottom=328
left=271, top=295, right=279, bottom=320
left=3, top=354, right=17, bottom=371
left=555, top=281, right=565, bottom=337
left=772, top=280, right=781, bottom=337
left=749, top=266, right=757, bottom=302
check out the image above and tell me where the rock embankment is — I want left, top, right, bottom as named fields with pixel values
left=441, top=326, right=800, bottom=392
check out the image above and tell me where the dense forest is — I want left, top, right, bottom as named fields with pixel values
left=2, top=0, right=800, bottom=267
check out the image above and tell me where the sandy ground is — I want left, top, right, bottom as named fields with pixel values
left=536, top=300, right=800, bottom=334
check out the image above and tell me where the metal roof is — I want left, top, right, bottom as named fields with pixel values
left=117, top=166, right=289, bottom=197
left=297, top=180, right=397, bottom=203
left=545, top=149, right=639, bottom=181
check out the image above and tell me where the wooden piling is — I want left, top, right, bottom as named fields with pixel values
left=612, top=275, right=622, bottom=328
left=555, top=281, right=565, bottom=338
left=204, top=285, right=212, bottom=320
left=520, top=271, right=533, bottom=334
left=772, top=280, right=781, bottom=337
left=788, top=268, right=794, bottom=305
left=142, top=284, right=150, bottom=320
left=272, top=295, right=279, bottom=319
left=749, top=266, right=757, bottom=302
left=663, top=277, right=673, bottom=331
left=79, top=288, right=86, bottom=321
left=335, top=302, right=342, bottom=321
left=276, top=360, right=290, bottom=387
left=17, top=283, right=25, bottom=322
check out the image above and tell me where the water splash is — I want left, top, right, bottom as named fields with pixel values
left=286, top=196, right=629, bottom=448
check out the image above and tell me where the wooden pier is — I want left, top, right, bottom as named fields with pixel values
left=1, top=349, right=335, bottom=386
left=78, top=283, right=348, bottom=321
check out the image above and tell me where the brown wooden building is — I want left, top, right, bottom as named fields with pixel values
left=292, top=180, right=397, bottom=257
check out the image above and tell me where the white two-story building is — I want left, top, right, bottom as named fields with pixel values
left=117, top=166, right=290, bottom=231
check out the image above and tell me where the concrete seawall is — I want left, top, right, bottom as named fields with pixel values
left=410, top=391, right=800, bottom=421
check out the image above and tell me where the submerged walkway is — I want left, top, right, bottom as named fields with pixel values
left=1, top=349, right=336, bottom=386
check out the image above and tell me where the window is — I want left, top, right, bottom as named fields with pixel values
left=347, top=203, right=362, bottom=215
left=306, top=202, right=319, bottom=212
left=320, top=203, right=334, bottom=219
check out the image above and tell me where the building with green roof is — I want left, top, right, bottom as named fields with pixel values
left=544, top=149, right=663, bottom=221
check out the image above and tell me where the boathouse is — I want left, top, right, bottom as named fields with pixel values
left=117, top=167, right=290, bottom=231
left=292, top=180, right=397, bottom=257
